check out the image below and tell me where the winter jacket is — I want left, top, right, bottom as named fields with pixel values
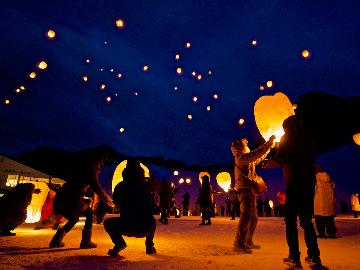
left=314, top=172, right=336, bottom=216
left=351, top=194, right=360, bottom=211
left=232, top=140, right=273, bottom=191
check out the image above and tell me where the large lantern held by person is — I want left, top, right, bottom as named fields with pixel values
left=254, top=92, right=295, bottom=142
left=198, top=172, right=210, bottom=185
left=216, top=172, right=231, bottom=192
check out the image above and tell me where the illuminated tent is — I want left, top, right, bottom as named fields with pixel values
left=111, top=160, right=150, bottom=192
left=254, top=92, right=295, bottom=142
left=216, top=172, right=231, bottom=192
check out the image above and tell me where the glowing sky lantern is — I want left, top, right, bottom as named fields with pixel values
left=186, top=41, right=191, bottom=48
left=216, top=172, right=231, bottom=192
left=174, top=86, right=178, bottom=91
left=254, top=92, right=295, bottom=142
left=47, top=29, right=56, bottom=39
left=25, top=182, right=49, bottom=223
left=29, top=72, right=37, bottom=79
left=269, top=200, right=274, bottom=209
left=301, top=49, right=311, bottom=58
left=292, top=104, right=298, bottom=110
left=197, top=74, right=202, bottom=80
left=208, top=70, right=212, bottom=75
left=100, top=84, right=106, bottom=90
left=112, top=160, right=150, bottom=192
left=38, top=61, right=48, bottom=70
left=176, top=67, right=183, bottom=75
left=117, top=73, right=123, bottom=78
left=105, top=96, right=112, bottom=102
left=251, top=39, right=257, bottom=46
left=199, top=172, right=210, bottom=184
left=175, top=53, right=180, bottom=60
left=187, top=114, right=193, bottom=120
left=266, top=80, right=273, bottom=88
left=259, top=85, right=265, bottom=91
left=82, top=76, right=88, bottom=82
left=143, top=65, right=149, bottom=72
left=86, top=59, right=90, bottom=63
left=15, top=88, right=21, bottom=93
left=115, top=18, right=125, bottom=29
left=185, top=178, right=191, bottom=184
left=110, top=68, right=114, bottom=72
left=238, top=118, right=245, bottom=125
left=191, top=71, right=197, bottom=77
left=20, top=86, right=25, bottom=91
left=4, top=99, right=10, bottom=105
left=206, top=105, right=211, bottom=111
left=119, top=127, right=125, bottom=133
left=134, top=92, right=139, bottom=96
left=353, top=133, right=360, bottom=146
left=173, top=170, right=179, bottom=176
left=192, top=96, right=198, bottom=102
left=213, top=94, right=219, bottom=100
left=179, top=178, right=185, bottom=184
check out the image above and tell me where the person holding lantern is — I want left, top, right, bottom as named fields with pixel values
left=231, top=135, right=275, bottom=254
left=197, top=175, right=213, bottom=225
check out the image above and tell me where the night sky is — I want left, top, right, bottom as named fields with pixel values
left=1, top=1, right=359, bottom=194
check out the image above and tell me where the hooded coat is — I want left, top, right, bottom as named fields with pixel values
left=314, top=172, right=336, bottom=216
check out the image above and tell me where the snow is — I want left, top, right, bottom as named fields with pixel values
left=1, top=216, right=359, bottom=270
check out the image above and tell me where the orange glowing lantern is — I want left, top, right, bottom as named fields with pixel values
left=105, top=96, right=112, bottom=102
left=187, top=114, right=193, bottom=120
left=206, top=105, right=211, bottom=111
left=259, top=85, right=265, bottom=91
left=29, top=72, right=37, bottom=79
left=179, top=178, right=185, bottom=184
left=254, top=92, right=295, bottom=142
left=4, top=99, right=10, bottom=105
left=238, top=118, right=245, bottom=125
left=173, top=170, right=179, bottom=176
left=119, top=128, right=125, bottom=133
left=213, top=94, right=219, bottom=100
left=301, top=49, right=311, bottom=58
left=115, top=18, right=125, bottom=29
left=100, top=84, right=106, bottom=90
left=186, top=42, right=191, bottom=48
left=143, top=65, right=149, bottom=72
left=176, top=67, right=183, bottom=75
left=47, top=29, right=56, bottom=39
left=216, top=172, right=231, bottom=192
left=251, top=39, right=257, bottom=46
left=38, top=61, right=48, bottom=70
left=112, top=160, right=150, bottom=192
left=197, top=74, right=202, bottom=80
left=15, top=88, right=21, bottom=93
left=185, top=178, right=191, bottom=184
left=266, top=80, right=273, bottom=88
left=82, top=76, right=88, bottom=82
left=353, top=133, right=360, bottom=146
left=175, top=53, right=180, bottom=60
left=117, top=73, right=123, bottom=78
left=192, top=96, right=198, bottom=102
left=20, top=86, right=25, bottom=91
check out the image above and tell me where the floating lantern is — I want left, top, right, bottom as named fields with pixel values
left=82, top=76, right=88, bottom=82
left=38, top=61, right=48, bottom=70
left=174, top=86, right=178, bottom=91
left=173, top=170, right=179, bottom=176
left=4, top=99, right=10, bottom=105
left=238, top=118, right=245, bottom=125
left=117, top=73, right=123, bottom=78
left=29, top=72, right=37, bottom=79
left=134, top=92, right=139, bottom=96
left=47, top=29, right=56, bottom=39
left=301, top=49, right=311, bottom=58
left=251, top=39, right=257, bottom=46
left=191, top=71, right=197, bottom=77
left=254, top=92, right=295, bottom=142
left=86, top=59, right=90, bottom=63
left=197, top=74, right=202, bottom=80
left=115, top=18, right=125, bottom=29
left=143, top=65, right=149, bottom=72
left=353, top=133, right=360, bottom=146
left=15, top=88, right=21, bottom=93
left=186, top=42, right=191, bottom=48
left=185, top=178, right=191, bottom=184
left=176, top=67, right=183, bottom=74
left=292, top=104, right=297, bottom=110
left=20, top=86, right=25, bottom=91
left=216, top=172, right=231, bottom=192
left=192, top=96, right=198, bottom=102
left=175, top=53, right=180, bottom=60
left=105, top=96, right=112, bottom=102
left=213, top=94, right=219, bottom=100
left=187, top=114, right=193, bottom=120
left=179, top=178, right=185, bottom=184
left=259, top=85, right=265, bottom=91
left=112, top=160, right=150, bottom=192
left=208, top=70, right=212, bottom=75
left=110, top=68, right=114, bottom=72
left=269, top=200, right=274, bottom=209
left=266, top=80, right=273, bottom=88
left=199, top=172, right=210, bottom=184
left=100, top=84, right=106, bottom=90
left=206, top=105, right=211, bottom=111
left=104, top=41, right=108, bottom=45
left=100, top=68, right=104, bottom=72
left=119, top=128, right=125, bottom=133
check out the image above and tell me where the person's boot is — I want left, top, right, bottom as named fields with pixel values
left=145, top=240, right=157, bottom=254
left=108, top=238, right=127, bottom=256
left=283, top=253, right=302, bottom=268
left=206, top=219, right=211, bottom=225
left=305, top=255, right=322, bottom=266
left=80, top=229, right=97, bottom=249
left=49, top=228, right=66, bottom=248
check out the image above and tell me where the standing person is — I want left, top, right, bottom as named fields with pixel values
left=270, top=115, right=322, bottom=268
left=276, top=191, right=286, bottom=217
left=229, top=188, right=237, bottom=220
left=225, top=196, right=232, bottom=217
left=256, top=196, right=264, bottom=217
left=264, top=198, right=272, bottom=217
left=104, top=159, right=157, bottom=256
left=220, top=205, right=225, bottom=216
left=197, top=175, right=213, bottom=225
left=314, top=165, right=337, bottom=239
left=351, top=192, right=360, bottom=218
left=158, top=178, right=171, bottom=224
left=231, top=135, right=275, bottom=253
left=182, top=192, right=191, bottom=217
left=49, top=146, right=115, bottom=249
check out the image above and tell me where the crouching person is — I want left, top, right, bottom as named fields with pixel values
left=104, top=159, right=157, bottom=256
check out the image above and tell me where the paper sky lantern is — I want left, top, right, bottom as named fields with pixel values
left=82, top=76, right=88, bottom=82
left=143, top=65, right=149, bottom=72
left=206, top=105, right=211, bottom=111
left=216, top=172, right=231, bottom=192
left=238, top=118, right=245, bottom=125
left=179, top=178, right=185, bottom=184
left=100, top=84, right=106, bottom=90
left=119, top=128, right=125, bottom=133
left=251, top=39, right=257, bottom=46
left=185, top=178, right=191, bottom=184
left=20, top=86, right=25, bottom=91
left=117, top=73, right=123, bottom=78
left=269, top=200, right=274, bottom=209
left=112, top=160, right=150, bottom=192
left=174, top=86, right=178, bottom=91
left=199, top=172, right=210, bottom=184
left=173, top=170, right=179, bottom=176
left=254, top=92, right=295, bottom=142
left=213, top=94, right=219, bottom=100
left=191, top=71, right=197, bottom=77
left=176, top=67, right=183, bottom=74
left=29, top=72, right=37, bottom=79
left=15, top=88, right=21, bottom=93
left=86, top=59, right=90, bottom=63
left=259, top=85, right=265, bottom=91
left=192, top=96, right=198, bottom=102
left=175, top=53, right=180, bottom=60
left=115, top=18, right=125, bottom=29
left=186, top=42, right=191, bottom=48
left=105, top=96, right=112, bottom=102
left=4, top=99, right=10, bottom=105
left=47, top=29, right=56, bottom=39
left=301, top=49, right=311, bottom=58
left=187, top=114, right=193, bottom=120
left=197, top=74, right=202, bottom=80
left=25, top=182, right=50, bottom=223
left=208, top=70, right=212, bottom=75
left=353, top=133, right=360, bottom=146
left=266, top=80, right=273, bottom=88
left=38, top=61, right=48, bottom=70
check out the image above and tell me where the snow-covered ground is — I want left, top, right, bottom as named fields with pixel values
left=1, top=216, right=359, bottom=270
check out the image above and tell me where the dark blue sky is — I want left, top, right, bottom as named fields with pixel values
left=1, top=1, right=359, bottom=192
